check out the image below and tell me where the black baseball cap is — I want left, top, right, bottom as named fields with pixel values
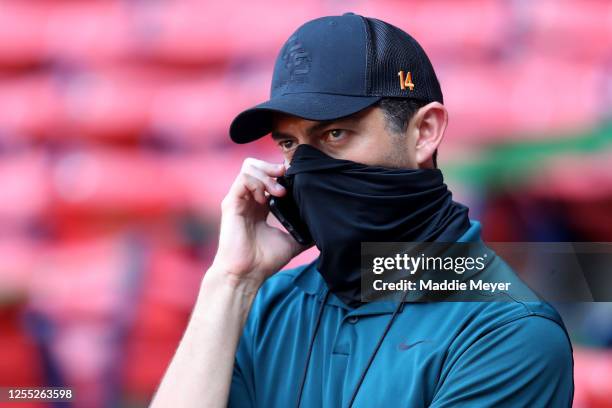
left=229, top=12, right=443, bottom=144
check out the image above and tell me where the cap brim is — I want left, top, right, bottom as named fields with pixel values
left=229, top=93, right=382, bottom=144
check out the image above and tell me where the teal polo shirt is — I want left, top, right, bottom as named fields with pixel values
left=229, top=221, right=574, bottom=407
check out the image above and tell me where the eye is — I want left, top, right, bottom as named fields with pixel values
left=277, top=139, right=296, bottom=151
left=323, top=129, right=347, bottom=142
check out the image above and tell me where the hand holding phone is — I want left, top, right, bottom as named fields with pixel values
left=268, top=176, right=314, bottom=246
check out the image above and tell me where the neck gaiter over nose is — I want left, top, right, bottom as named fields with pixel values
left=284, top=144, right=471, bottom=307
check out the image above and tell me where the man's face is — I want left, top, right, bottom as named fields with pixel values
left=270, top=106, right=419, bottom=169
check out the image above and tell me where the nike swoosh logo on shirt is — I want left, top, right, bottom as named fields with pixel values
left=397, top=340, right=431, bottom=351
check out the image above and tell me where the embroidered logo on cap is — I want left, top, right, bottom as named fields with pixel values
left=282, top=35, right=311, bottom=82
left=398, top=70, right=415, bottom=91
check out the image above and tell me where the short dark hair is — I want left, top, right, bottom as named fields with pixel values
left=376, top=98, right=438, bottom=168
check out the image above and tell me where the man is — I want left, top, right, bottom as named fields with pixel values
left=151, top=13, right=573, bottom=408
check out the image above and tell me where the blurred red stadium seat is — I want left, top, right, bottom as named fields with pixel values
left=0, top=68, right=271, bottom=145
left=127, top=1, right=324, bottom=65
left=0, top=303, right=45, bottom=408
left=47, top=149, right=242, bottom=219
left=525, top=0, right=612, bottom=63
left=357, top=0, right=509, bottom=59
left=0, top=75, right=62, bottom=137
left=574, top=347, right=612, bottom=408
left=0, top=151, right=50, bottom=221
left=442, top=56, right=602, bottom=144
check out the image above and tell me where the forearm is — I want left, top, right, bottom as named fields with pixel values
left=150, top=267, right=260, bottom=408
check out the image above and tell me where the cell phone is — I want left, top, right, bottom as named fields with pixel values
left=268, top=175, right=314, bottom=246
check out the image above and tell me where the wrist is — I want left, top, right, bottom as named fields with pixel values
left=203, top=264, right=264, bottom=298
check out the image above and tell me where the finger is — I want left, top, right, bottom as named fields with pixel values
left=242, top=157, right=286, bottom=177
left=243, top=165, right=286, bottom=197
left=242, top=173, right=269, bottom=205
left=227, top=172, right=267, bottom=205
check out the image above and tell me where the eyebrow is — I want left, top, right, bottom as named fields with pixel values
left=271, top=117, right=355, bottom=140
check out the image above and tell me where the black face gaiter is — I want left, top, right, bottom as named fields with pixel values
left=284, top=144, right=471, bottom=307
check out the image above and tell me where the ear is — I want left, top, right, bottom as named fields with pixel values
left=410, top=102, right=448, bottom=168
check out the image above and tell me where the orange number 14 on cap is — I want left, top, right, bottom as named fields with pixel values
left=398, top=71, right=415, bottom=91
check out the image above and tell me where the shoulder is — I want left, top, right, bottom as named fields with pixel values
left=433, top=292, right=572, bottom=373
left=474, top=301, right=572, bottom=358
left=464, top=310, right=574, bottom=394
left=503, top=313, right=573, bottom=363
left=449, top=295, right=571, bottom=353
left=431, top=291, right=574, bottom=404
left=455, top=243, right=570, bottom=341
left=469, top=297, right=567, bottom=333
left=433, top=306, right=574, bottom=407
